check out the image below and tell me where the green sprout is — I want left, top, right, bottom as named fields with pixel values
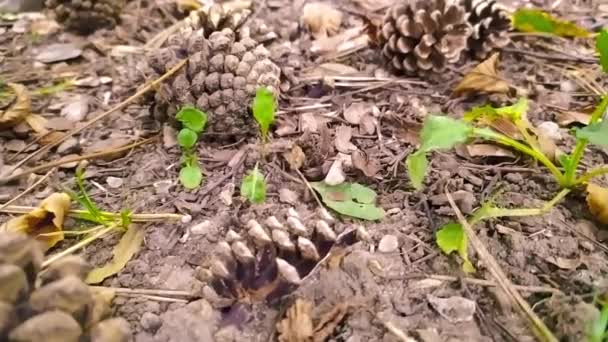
left=252, top=87, right=276, bottom=143
left=406, top=96, right=608, bottom=272
left=175, top=106, right=208, bottom=189
left=588, top=293, right=608, bottom=342
left=240, top=162, right=266, bottom=204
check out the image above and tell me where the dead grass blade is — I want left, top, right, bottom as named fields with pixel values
left=445, top=190, right=558, bottom=342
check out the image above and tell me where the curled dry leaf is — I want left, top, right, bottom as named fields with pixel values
left=285, top=144, right=306, bottom=170
left=452, top=53, right=510, bottom=97
left=313, top=302, right=349, bottom=342
left=0, top=83, right=31, bottom=129
left=427, top=295, right=476, bottom=323
left=334, top=125, right=357, bottom=154
left=301, top=2, right=343, bottom=39
left=343, top=102, right=370, bottom=125
left=324, top=159, right=346, bottom=186
left=352, top=150, right=380, bottom=177
left=464, top=144, right=516, bottom=158
left=86, top=225, right=145, bottom=284
left=586, top=183, right=608, bottom=224
left=277, top=298, right=314, bottom=342
left=0, top=192, right=71, bottom=250
left=556, top=110, right=591, bottom=126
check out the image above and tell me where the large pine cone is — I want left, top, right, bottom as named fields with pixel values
left=380, top=0, right=472, bottom=75
left=143, top=25, right=281, bottom=136
left=462, top=0, right=511, bottom=59
left=45, top=0, right=124, bottom=34
left=0, top=233, right=130, bottom=342
left=198, top=208, right=368, bottom=304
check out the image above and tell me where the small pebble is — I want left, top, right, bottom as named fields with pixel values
left=378, top=234, right=399, bottom=253
left=106, top=176, right=123, bottom=189
left=279, top=188, right=299, bottom=205
left=140, top=312, right=162, bottom=332
left=536, top=121, right=562, bottom=140
left=505, top=173, right=524, bottom=184
left=190, top=220, right=212, bottom=235
left=56, top=137, right=79, bottom=155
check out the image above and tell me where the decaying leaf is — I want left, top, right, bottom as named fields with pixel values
left=324, top=159, right=346, bottom=186
left=86, top=225, right=145, bottom=284
left=311, top=182, right=385, bottom=220
left=285, top=144, right=306, bottom=170
left=556, top=110, right=591, bottom=126
left=427, top=295, right=476, bottom=323
left=277, top=298, right=350, bottom=342
left=586, top=183, right=608, bottom=224
left=301, top=2, right=343, bottom=39
left=343, top=102, right=370, bottom=125
left=453, top=53, right=510, bottom=96
left=465, top=144, right=516, bottom=158
left=0, top=192, right=71, bottom=250
left=512, top=8, right=591, bottom=38
left=334, top=125, right=357, bottom=154
left=352, top=150, right=380, bottom=177
left=0, top=83, right=31, bottom=129
left=277, top=298, right=314, bottom=342
left=543, top=256, right=582, bottom=270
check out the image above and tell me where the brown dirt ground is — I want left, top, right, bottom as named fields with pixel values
left=2, top=0, right=608, bottom=341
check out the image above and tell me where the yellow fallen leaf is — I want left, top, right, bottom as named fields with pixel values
left=453, top=53, right=510, bottom=97
left=277, top=298, right=314, bottom=342
left=0, top=83, right=31, bottom=129
left=0, top=192, right=71, bottom=250
left=302, top=2, right=343, bottom=39
left=85, top=225, right=144, bottom=284
left=586, top=183, right=608, bottom=224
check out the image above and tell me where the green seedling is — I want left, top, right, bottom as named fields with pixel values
left=240, top=162, right=267, bottom=204
left=311, top=181, right=386, bottom=221
left=598, top=29, right=608, bottom=73
left=252, top=87, right=276, bottom=143
left=407, top=96, right=608, bottom=271
left=512, top=8, right=590, bottom=38
left=176, top=106, right=208, bottom=189
left=588, top=293, right=608, bottom=342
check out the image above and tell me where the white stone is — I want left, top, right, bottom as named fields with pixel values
left=378, top=234, right=399, bottom=253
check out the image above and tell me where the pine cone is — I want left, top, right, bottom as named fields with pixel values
left=380, top=0, right=472, bottom=75
left=143, top=25, right=281, bottom=136
left=462, top=0, right=511, bottom=59
left=199, top=208, right=369, bottom=304
left=0, top=233, right=130, bottom=342
left=45, top=0, right=124, bottom=34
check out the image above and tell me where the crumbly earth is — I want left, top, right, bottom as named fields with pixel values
left=1, top=0, right=608, bottom=341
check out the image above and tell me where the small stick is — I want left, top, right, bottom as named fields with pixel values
left=445, top=190, right=558, bottom=342
left=0, top=137, right=157, bottom=184
left=0, top=206, right=185, bottom=223
left=423, top=274, right=562, bottom=294
left=5, top=59, right=187, bottom=178
left=89, top=286, right=198, bottom=298
left=379, top=319, right=418, bottom=342
left=0, top=168, right=55, bottom=211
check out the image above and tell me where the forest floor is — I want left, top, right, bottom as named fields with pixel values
left=2, top=0, right=608, bottom=341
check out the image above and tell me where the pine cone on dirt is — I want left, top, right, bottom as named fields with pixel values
left=143, top=24, right=281, bottom=135
left=379, top=0, right=472, bottom=75
left=0, top=233, right=130, bottom=342
left=199, top=208, right=369, bottom=304
left=462, top=0, right=511, bottom=59
left=45, top=0, right=125, bottom=34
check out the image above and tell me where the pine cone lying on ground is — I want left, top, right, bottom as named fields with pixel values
left=46, top=0, right=125, bottom=34
left=198, top=208, right=369, bottom=304
left=142, top=23, right=281, bottom=136
left=0, top=233, right=130, bottom=342
left=379, top=0, right=472, bottom=75
left=462, top=0, right=511, bottom=59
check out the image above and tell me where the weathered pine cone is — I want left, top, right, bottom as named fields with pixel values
left=45, top=0, right=124, bottom=34
left=199, top=208, right=369, bottom=304
left=0, top=233, right=130, bottom=342
left=462, top=0, right=511, bottom=59
left=143, top=25, right=281, bottom=136
left=380, top=0, right=472, bottom=75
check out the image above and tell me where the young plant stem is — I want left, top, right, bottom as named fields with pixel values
left=470, top=188, right=571, bottom=224
left=0, top=206, right=185, bottom=223
left=576, top=166, right=608, bottom=185
left=42, top=224, right=116, bottom=268
left=473, top=128, right=564, bottom=184
left=564, top=95, right=608, bottom=187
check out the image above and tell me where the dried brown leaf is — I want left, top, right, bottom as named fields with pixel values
left=465, top=144, right=516, bottom=158
left=453, top=53, right=510, bottom=97
left=0, top=192, right=71, bottom=250
left=352, top=150, right=380, bottom=177
left=301, top=63, right=360, bottom=80
left=334, top=125, right=357, bottom=154
left=359, top=114, right=376, bottom=135
left=543, top=256, right=582, bottom=270
left=343, top=102, right=369, bottom=125
left=277, top=298, right=314, bottom=342
left=285, top=145, right=306, bottom=170
left=302, top=2, right=343, bottom=39
left=556, top=111, right=591, bottom=126
left=586, top=183, right=608, bottom=224
left=313, top=302, right=349, bottom=342
left=0, top=83, right=31, bottom=129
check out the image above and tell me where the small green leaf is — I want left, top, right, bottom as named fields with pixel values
left=177, top=128, right=198, bottom=149
left=252, top=87, right=276, bottom=140
left=419, top=115, right=473, bottom=152
left=464, top=98, right=528, bottom=123
left=436, top=223, right=475, bottom=273
left=240, top=165, right=266, bottom=204
left=179, top=165, right=203, bottom=189
left=311, top=182, right=385, bottom=221
left=406, top=151, right=428, bottom=190
left=597, top=30, right=608, bottom=73
left=176, top=106, right=207, bottom=133
left=512, top=9, right=590, bottom=38
left=576, top=121, right=608, bottom=146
